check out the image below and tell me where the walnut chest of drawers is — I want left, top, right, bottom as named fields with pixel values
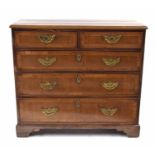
left=10, top=20, right=147, bottom=137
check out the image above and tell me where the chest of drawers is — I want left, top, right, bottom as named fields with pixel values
left=10, top=20, right=147, bottom=137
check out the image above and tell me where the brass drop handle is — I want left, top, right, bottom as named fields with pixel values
left=38, top=34, right=56, bottom=44
left=102, top=57, right=120, bottom=66
left=41, top=107, right=59, bottom=116
left=101, top=81, right=119, bottom=90
left=102, top=34, right=122, bottom=44
left=76, top=53, right=82, bottom=62
left=38, top=57, right=57, bottom=66
left=100, top=108, right=117, bottom=116
left=40, top=81, right=57, bottom=90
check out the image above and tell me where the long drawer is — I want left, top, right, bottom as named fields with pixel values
left=17, top=73, right=139, bottom=97
left=19, top=98, right=138, bottom=124
left=80, top=31, right=143, bottom=49
left=14, top=31, right=77, bottom=49
left=16, top=51, right=142, bottom=72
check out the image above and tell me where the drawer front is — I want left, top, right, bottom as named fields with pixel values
left=17, top=73, right=139, bottom=97
left=80, top=32, right=143, bottom=49
left=16, top=51, right=142, bottom=71
left=14, top=31, right=77, bottom=48
left=19, top=98, right=138, bottom=124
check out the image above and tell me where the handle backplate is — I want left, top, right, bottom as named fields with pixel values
left=41, top=107, right=58, bottom=116
left=100, top=108, right=118, bottom=116
left=101, top=81, right=119, bottom=90
left=38, top=57, right=57, bottom=66
left=102, top=57, right=120, bottom=66
left=40, top=81, right=57, bottom=90
left=38, top=34, right=56, bottom=44
left=103, top=34, right=122, bottom=44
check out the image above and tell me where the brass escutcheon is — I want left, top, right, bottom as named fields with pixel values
left=76, top=74, right=81, bottom=84
left=76, top=53, right=82, bottom=62
left=75, top=99, right=81, bottom=108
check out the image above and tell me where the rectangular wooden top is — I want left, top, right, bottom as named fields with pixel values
left=10, top=20, right=147, bottom=30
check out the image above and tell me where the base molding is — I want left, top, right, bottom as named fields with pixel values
left=16, top=124, right=140, bottom=138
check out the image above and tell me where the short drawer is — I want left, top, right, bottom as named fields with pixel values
left=80, top=31, right=143, bottom=49
left=16, top=51, right=142, bottom=71
left=14, top=31, right=77, bottom=49
left=17, top=73, right=139, bottom=97
left=19, top=98, right=138, bottom=124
